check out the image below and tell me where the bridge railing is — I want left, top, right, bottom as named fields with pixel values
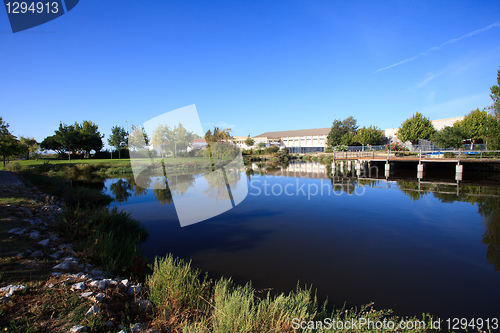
left=332, top=150, right=500, bottom=160
left=344, top=144, right=487, bottom=152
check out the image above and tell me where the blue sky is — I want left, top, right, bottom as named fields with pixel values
left=1, top=0, right=500, bottom=148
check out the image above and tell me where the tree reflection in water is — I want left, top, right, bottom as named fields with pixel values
left=400, top=183, right=500, bottom=274
left=475, top=196, right=500, bottom=273
left=152, top=177, right=172, bottom=206
left=109, top=179, right=133, bottom=203
left=248, top=162, right=500, bottom=273
left=107, top=161, right=500, bottom=273
left=168, top=174, right=197, bottom=196
left=202, top=169, right=242, bottom=202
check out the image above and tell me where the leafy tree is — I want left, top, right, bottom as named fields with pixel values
left=74, top=120, right=104, bottom=157
left=169, top=123, right=196, bottom=158
left=327, top=116, right=358, bottom=147
left=74, top=120, right=102, bottom=137
left=488, top=67, right=500, bottom=119
left=454, top=108, right=488, bottom=147
left=54, top=123, right=82, bottom=162
left=431, top=126, right=467, bottom=148
left=18, top=136, right=39, bottom=160
left=108, top=126, right=128, bottom=159
left=128, top=125, right=149, bottom=151
left=257, top=142, right=266, bottom=148
left=40, top=135, right=65, bottom=155
left=0, top=117, right=20, bottom=167
left=484, top=115, right=500, bottom=150
left=354, top=126, right=384, bottom=146
left=340, top=131, right=359, bottom=146
left=152, top=124, right=170, bottom=158
left=397, top=112, right=435, bottom=144
left=245, top=134, right=255, bottom=147
left=204, top=127, right=236, bottom=160
left=204, top=127, right=231, bottom=142
left=79, top=132, right=104, bottom=158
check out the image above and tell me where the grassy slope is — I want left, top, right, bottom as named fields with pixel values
left=0, top=157, right=224, bottom=171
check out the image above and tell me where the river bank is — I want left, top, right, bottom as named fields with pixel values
left=1, top=170, right=446, bottom=332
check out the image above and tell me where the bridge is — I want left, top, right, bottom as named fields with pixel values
left=331, top=149, right=500, bottom=181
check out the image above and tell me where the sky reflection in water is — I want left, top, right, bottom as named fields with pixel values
left=102, top=161, right=500, bottom=321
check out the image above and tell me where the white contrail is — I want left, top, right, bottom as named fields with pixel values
left=372, top=21, right=500, bottom=74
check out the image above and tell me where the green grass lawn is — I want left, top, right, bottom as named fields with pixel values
left=0, top=156, right=227, bottom=171
left=0, top=158, right=130, bottom=170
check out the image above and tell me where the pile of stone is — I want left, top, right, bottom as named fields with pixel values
left=2, top=184, right=159, bottom=333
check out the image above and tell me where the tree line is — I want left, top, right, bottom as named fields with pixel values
left=397, top=67, right=500, bottom=149
left=326, top=66, right=500, bottom=150
left=0, top=117, right=39, bottom=167
left=0, top=116, right=233, bottom=166
left=326, top=116, right=387, bottom=149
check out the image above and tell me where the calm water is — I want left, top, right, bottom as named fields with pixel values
left=99, top=161, right=500, bottom=322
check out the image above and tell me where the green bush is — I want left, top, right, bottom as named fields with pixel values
left=5, top=161, right=22, bottom=172
left=264, top=146, right=279, bottom=154
left=335, top=145, right=348, bottom=152
left=325, top=147, right=333, bottom=153
left=443, top=152, right=455, bottom=158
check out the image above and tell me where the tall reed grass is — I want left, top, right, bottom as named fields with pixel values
left=147, top=255, right=439, bottom=333
left=59, top=206, right=148, bottom=275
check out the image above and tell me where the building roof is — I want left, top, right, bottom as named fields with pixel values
left=255, top=128, right=331, bottom=138
left=192, top=138, right=207, bottom=143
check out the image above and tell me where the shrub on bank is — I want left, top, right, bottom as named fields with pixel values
left=265, top=146, right=279, bottom=154
left=59, top=206, right=148, bottom=275
left=5, top=161, right=23, bottom=172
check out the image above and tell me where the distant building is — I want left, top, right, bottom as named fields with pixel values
left=232, top=116, right=465, bottom=152
left=191, top=138, right=208, bottom=150
left=254, top=128, right=330, bottom=153
left=232, top=136, right=252, bottom=149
